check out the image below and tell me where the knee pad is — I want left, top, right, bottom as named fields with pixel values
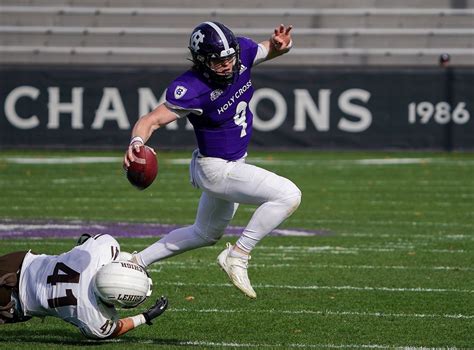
left=160, top=225, right=218, bottom=253
left=193, top=225, right=222, bottom=246
left=280, top=184, right=302, bottom=215
left=195, top=231, right=222, bottom=246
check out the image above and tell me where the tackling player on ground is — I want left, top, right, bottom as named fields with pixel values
left=0, top=234, right=168, bottom=339
left=124, top=22, right=301, bottom=299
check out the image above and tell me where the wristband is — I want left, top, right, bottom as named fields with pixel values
left=130, top=136, right=144, bottom=146
left=130, top=314, right=146, bottom=328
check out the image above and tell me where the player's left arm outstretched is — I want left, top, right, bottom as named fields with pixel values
left=106, top=296, right=168, bottom=339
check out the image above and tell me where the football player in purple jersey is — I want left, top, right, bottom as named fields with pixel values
left=123, top=22, right=301, bottom=299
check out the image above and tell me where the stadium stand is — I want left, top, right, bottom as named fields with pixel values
left=0, top=0, right=473, bottom=66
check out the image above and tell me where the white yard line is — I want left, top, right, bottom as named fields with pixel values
left=150, top=262, right=474, bottom=272
left=253, top=245, right=468, bottom=254
left=1, top=240, right=470, bottom=271
left=0, top=223, right=108, bottom=231
left=341, top=232, right=474, bottom=241
left=151, top=244, right=467, bottom=254
left=161, top=281, right=474, bottom=294
left=2, top=156, right=122, bottom=164
left=300, top=219, right=474, bottom=229
left=170, top=307, right=474, bottom=320
left=1, top=240, right=469, bottom=255
left=4, top=241, right=469, bottom=273
left=3, top=156, right=474, bottom=167
left=108, top=338, right=461, bottom=349
left=288, top=248, right=467, bottom=254
left=233, top=245, right=467, bottom=254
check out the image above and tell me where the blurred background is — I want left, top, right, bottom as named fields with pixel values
left=1, top=0, right=473, bottom=150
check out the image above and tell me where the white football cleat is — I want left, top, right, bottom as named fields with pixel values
left=217, top=243, right=257, bottom=299
left=117, top=251, right=133, bottom=261
left=129, top=252, right=145, bottom=268
left=121, top=251, right=145, bottom=268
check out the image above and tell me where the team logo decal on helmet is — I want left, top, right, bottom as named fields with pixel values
left=188, top=21, right=241, bottom=86
left=190, top=30, right=205, bottom=52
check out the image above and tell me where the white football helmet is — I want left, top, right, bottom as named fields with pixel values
left=94, top=261, right=152, bottom=308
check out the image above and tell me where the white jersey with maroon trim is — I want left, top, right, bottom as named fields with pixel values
left=19, top=234, right=121, bottom=339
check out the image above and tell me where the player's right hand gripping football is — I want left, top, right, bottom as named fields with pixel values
left=142, top=296, right=168, bottom=325
left=123, top=137, right=155, bottom=169
left=123, top=137, right=143, bottom=169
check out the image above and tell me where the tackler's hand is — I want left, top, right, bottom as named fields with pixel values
left=142, top=296, right=168, bottom=325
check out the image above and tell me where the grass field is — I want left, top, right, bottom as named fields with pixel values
left=0, top=150, right=473, bottom=349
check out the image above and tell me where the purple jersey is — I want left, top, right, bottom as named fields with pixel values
left=166, top=37, right=259, bottom=161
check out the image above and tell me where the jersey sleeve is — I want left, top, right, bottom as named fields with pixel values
left=78, top=234, right=121, bottom=264
left=79, top=318, right=117, bottom=339
left=165, top=79, right=204, bottom=118
left=238, top=37, right=259, bottom=68
left=77, top=301, right=118, bottom=339
left=253, top=43, right=269, bottom=66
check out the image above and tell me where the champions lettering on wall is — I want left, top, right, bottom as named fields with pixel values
left=0, top=66, right=472, bottom=150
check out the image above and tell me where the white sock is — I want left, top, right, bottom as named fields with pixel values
left=229, top=246, right=250, bottom=259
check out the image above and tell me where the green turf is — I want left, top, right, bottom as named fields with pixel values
left=0, top=150, right=473, bottom=349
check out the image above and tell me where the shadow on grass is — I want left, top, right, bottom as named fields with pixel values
left=0, top=327, right=93, bottom=346
left=0, top=328, right=190, bottom=348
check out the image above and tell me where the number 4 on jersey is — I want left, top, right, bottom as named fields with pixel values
left=47, top=262, right=80, bottom=308
left=234, top=101, right=248, bottom=137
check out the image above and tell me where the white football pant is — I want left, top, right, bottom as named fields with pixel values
left=138, top=150, right=301, bottom=267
